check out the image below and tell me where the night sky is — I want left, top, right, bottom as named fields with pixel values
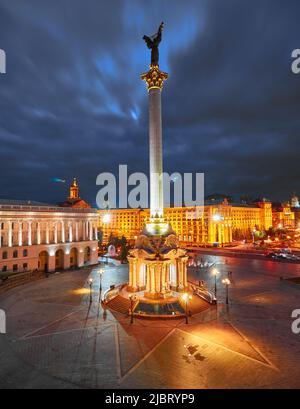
left=0, top=0, right=300, bottom=206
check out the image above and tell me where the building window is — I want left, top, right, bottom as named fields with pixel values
left=13, top=250, right=18, bottom=258
left=2, top=251, right=7, bottom=260
left=23, top=263, right=28, bottom=271
left=23, top=249, right=28, bottom=257
left=2, top=266, right=7, bottom=272
left=13, top=264, right=18, bottom=272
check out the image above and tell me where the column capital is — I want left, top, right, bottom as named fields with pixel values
left=141, top=65, right=168, bottom=91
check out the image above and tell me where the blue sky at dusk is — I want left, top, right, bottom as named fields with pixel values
left=0, top=0, right=300, bottom=205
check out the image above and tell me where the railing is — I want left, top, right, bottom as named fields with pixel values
left=102, top=283, right=127, bottom=303
left=0, top=270, right=44, bottom=294
left=189, top=281, right=216, bottom=304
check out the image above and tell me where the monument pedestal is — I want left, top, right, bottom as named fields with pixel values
left=128, top=224, right=188, bottom=300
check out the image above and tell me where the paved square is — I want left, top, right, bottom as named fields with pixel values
left=1, top=255, right=300, bottom=389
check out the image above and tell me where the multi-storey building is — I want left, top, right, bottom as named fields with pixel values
left=98, top=200, right=273, bottom=246
left=272, top=203, right=295, bottom=229
left=0, top=180, right=98, bottom=273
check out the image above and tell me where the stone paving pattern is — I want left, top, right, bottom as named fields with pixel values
left=1, top=256, right=300, bottom=389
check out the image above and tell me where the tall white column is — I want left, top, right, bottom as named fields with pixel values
left=46, top=222, right=49, bottom=244
left=149, top=88, right=164, bottom=219
left=18, top=221, right=22, bottom=246
left=86, top=221, right=89, bottom=239
left=37, top=222, right=41, bottom=245
left=75, top=222, right=79, bottom=241
left=54, top=223, right=58, bottom=244
left=28, top=221, right=32, bottom=246
left=69, top=222, right=72, bottom=242
left=146, top=266, right=150, bottom=292
left=89, top=221, right=93, bottom=240
left=94, top=225, right=98, bottom=240
left=151, top=267, right=155, bottom=293
left=83, top=221, right=86, bottom=240
left=8, top=221, right=12, bottom=247
left=61, top=221, right=65, bottom=243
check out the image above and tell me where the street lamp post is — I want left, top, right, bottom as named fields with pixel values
left=252, top=229, right=256, bottom=245
left=182, top=293, right=192, bottom=324
left=222, top=278, right=230, bottom=304
left=88, top=278, right=93, bottom=304
left=99, top=269, right=103, bottom=292
left=129, top=295, right=136, bottom=324
left=211, top=268, right=219, bottom=299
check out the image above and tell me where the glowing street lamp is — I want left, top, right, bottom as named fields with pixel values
left=212, top=214, right=223, bottom=222
left=103, top=213, right=111, bottom=223
left=88, top=278, right=93, bottom=303
left=99, top=268, right=104, bottom=292
left=211, top=268, right=219, bottom=298
left=222, top=278, right=231, bottom=305
left=182, top=293, right=192, bottom=324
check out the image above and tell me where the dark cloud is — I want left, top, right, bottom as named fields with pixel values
left=0, top=0, right=299, bottom=205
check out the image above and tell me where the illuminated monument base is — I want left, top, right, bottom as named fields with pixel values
left=127, top=220, right=188, bottom=300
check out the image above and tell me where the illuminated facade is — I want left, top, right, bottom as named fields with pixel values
left=0, top=181, right=98, bottom=274
left=273, top=203, right=295, bottom=229
left=99, top=200, right=273, bottom=246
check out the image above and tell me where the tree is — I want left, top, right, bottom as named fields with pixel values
left=119, top=236, right=128, bottom=263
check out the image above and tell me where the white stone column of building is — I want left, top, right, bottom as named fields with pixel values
left=54, top=222, right=58, bottom=244
left=46, top=222, right=50, bottom=244
left=61, top=221, right=65, bottom=243
left=7, top=221, right=12, bottom=247
left=37, top=222, right=41, bottom=245
left=0, top=222, right=2, bottom=247
left=89, top=220, right=93, bottom=240
left=28, top=221, right=32, bottom=246
left=68, top=222, right=72, bottom=242
left=75, top=221, right=79, bottom=241
left=18, top=221, right=22, bottom=246
left=86, top=221, right=89, bottom=239
left=83, top=221, right=86, bottom=240
left=149, top=87, right=164, bottom=219
left=146, top=265, right=150, bottom=292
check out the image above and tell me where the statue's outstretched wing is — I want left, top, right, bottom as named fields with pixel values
left=143, top=35, right=153, bottom=49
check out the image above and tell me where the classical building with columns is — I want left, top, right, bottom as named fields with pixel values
left=0, top=181, right=98, bottom=274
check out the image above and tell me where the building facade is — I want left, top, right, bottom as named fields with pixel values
left=98, top=201, right=274, bottom=246
left=0, top=195, right=98, bottom=274
left=272, top=203, right=295, bottom=229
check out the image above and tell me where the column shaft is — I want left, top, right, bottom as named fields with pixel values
left=149, top=88, right=164, bottom=219
left=28, top=222, right=32, bottom=246
left=18, top=222, right=22, bottom=246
